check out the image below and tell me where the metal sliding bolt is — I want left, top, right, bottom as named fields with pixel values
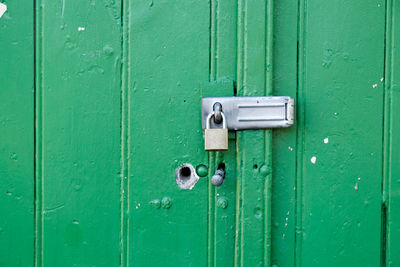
left=211, top=167, right=225, bottom=187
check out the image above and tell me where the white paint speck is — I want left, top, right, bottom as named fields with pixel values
left=78, top=27, right=85, bottom=31
left=354, top=182, right=359, bottom=191
left=381, top=77, right=384, bottom=82
left=323, top=138, right=329, bottom=144
left=310, top=156, right=317, bottom=164
left=372, top=83, right=378, bottom=88
left=0, top=3, right=7, bottom=18
left=334, top=112, right=338, bottom=116
left=288, top=146, right=294, bottom=151
left=358, top=177, right=361, bottom=181
left=378, top=3, right=381, bottom=7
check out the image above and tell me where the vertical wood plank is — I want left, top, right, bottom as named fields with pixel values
left=128, top=0, right=210, bottom=266
left=297, top=1, right=386, bottom=266
left=271, top=0, right=298, bottom=266
left=0, top=2, right=34, bottom=266
left=208, top=0, right=237, bottom=266
left=36, top=1, right=122, bottom=265
left=385, top=0, right=400, bottom=265
left=235, top=0, right=273, bottom=266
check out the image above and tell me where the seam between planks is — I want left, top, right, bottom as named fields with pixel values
left=120, top=0, right=131, bottom=265
left=382, top=0, right=394, bottom=265
left=264, top=0, right=274, bottom=266
left=34, top=0, right=44, bottom=266
left=294, top=0, right=307, bottom=266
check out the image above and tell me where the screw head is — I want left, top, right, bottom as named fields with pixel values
left=217, top=197, right=228, bottom=209
left=259, top=164, right=271, bottom=176
left=161, top=197, right=172, bottom=209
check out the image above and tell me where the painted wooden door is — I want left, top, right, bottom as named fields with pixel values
left=1, top=0, right=399, bottom=266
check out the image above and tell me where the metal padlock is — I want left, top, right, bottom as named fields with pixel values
left=204, top=112, right=228, bottom=151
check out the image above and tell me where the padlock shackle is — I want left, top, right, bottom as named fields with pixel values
left=206, top=112, right=227, bottom=129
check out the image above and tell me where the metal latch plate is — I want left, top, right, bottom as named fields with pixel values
left=201, top=96, right=294, bottom=130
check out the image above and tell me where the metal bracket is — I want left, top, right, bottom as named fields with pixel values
left=201, top=96, right=294, bottom=130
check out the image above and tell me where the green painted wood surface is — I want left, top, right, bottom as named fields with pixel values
left=271, top=1, right=298, bottom=266
left=297, top=1, right=385, bottom=266
left=1, top=0, right=400, bottom=266
left=35, top=1, right=122, bottom=266
left=234, top=0, right=273, bottom=266
left=208, top=2, right=237, bottom=267
left=127, top=1, right=209, bottom=266
left=384, top=0, right=400, bottom=266
left=0, top=2, right=34, bottom=266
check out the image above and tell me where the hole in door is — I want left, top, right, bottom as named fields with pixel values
left=176, top=163, right=199, bottom=190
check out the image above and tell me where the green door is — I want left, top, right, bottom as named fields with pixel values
left=1, top=0, right=400, bottom=266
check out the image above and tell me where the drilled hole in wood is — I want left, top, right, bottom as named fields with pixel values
left=179, top=166, right=191, bottom=180
left=176, top=163, right=199, bottom=190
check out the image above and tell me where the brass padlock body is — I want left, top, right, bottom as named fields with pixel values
left=204, top=128, right=228, bottom=151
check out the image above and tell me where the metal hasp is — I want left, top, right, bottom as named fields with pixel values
left=201, top=96, right=294, bottom=130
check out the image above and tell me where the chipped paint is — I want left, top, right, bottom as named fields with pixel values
left=323, top=138, right=329, bottom=144
left=354, top=183, right=359, bottom=191
left=78, top=27, right=85, bottom=31
left=0, top=3, right=7, bottom=18
left=310, top=156, right=317, bottom=164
